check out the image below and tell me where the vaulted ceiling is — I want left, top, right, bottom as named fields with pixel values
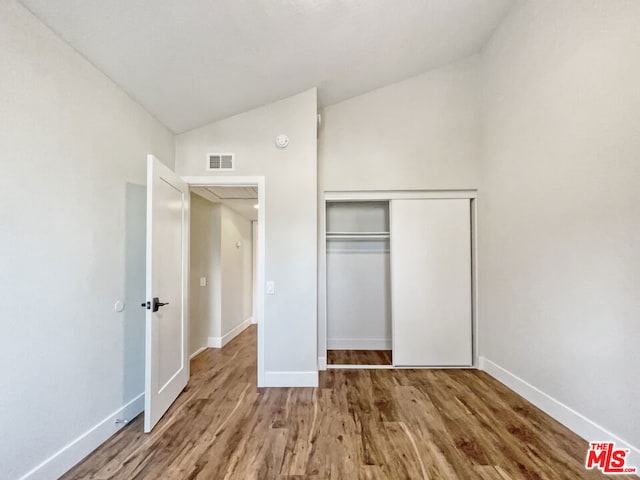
left=20, top=0, right=514, bottom=133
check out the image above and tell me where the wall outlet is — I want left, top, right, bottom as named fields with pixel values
left=200, top=277, right=207, bottom=287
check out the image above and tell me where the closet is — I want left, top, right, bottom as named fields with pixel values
left=324, top=193, right=475, bottom=368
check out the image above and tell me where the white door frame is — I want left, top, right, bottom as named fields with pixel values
left=182, top=176, right=266, bottom=387
left=320, top=189, right=478, bottom=369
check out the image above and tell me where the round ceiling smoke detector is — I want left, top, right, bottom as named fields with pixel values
left=275, top=134, right=289, bottom=149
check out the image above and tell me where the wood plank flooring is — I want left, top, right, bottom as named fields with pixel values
left=62, top=326, right=625, bottom=479
left=328, top=349, right=392, bottom=365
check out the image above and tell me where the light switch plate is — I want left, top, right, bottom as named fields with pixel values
left=266, top=281, right=275, bottom=295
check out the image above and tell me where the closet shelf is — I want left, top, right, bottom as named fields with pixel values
left=327, top=232, right=390, bottom=239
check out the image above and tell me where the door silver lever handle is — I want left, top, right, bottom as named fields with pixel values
left=141, top=298, right=170, bottom=312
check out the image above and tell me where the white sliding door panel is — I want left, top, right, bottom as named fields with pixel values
left=391, top=199, right=472, bottom=366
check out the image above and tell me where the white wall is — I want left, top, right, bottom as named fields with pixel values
left=176, top=89, right=318, bottom=385
left=220, top=205, right=253, bottom=336
left=318, top=57, right=481, bottom=361
left=189, top=197, right=253, bottom=353
left=326, top=250, right=391, bottom=350
left=0, top=1, right=175, bottom=479
left=319, top=55, right=481, bottom=192
left=189, top=193, right=221, bottom=353
left=480, top=0, right=640, bottom=462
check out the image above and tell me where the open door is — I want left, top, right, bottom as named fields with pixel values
left=144, top=155, right=189, bottom=432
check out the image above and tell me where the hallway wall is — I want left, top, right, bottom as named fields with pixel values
left=189, top=194, right=253, bottom=354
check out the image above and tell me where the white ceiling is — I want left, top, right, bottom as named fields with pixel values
left=205, top=186, right=259, bottom=200
left=19, top=0, right=514, bottom=133
left=192, top=186, right=258, bottom=221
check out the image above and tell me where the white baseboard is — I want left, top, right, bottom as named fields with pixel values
left=328, top=364, right=395, bottom=370
left=318, top=356, right=327, bottom=371
left=18, top=393, right=144, bottom=480
left=251, top=316, right=257, bottom=324
left=189, top=345, right=207, bottom=360
left=479, top=357, right=640, bottom=468
left=208, top=317, right=252, bottom=349
left=327, top=338, right=391, bottom=350
left=264, top=371, right=318, bottom=387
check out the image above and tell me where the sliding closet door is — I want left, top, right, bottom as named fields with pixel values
left=391, top=199, right=472, bottom=366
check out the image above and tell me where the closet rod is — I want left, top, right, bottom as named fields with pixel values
left=326, top=231, right=390, bottom=235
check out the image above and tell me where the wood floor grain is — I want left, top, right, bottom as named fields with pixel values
left=61, top=326, right=627, bottom=480
left=327, top=349, right=392, bottom=365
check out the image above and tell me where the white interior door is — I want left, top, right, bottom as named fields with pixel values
left=144, top=155, right=190, bottom=432
left=391, top=199, right=472, bottom=367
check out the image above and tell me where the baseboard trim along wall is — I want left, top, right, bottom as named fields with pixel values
left=18, top=393, right=144, bottom=480
left=189, top=345, right=207, bottom=360
left=264, top=371, right=319, bottom=387
left=327, top=338, right=391, bottom=350
left=208, top=317, right=253, bottom=349
left=479, top=357, right=640, bottom=467
left=318, top=356, right=327, bottom=370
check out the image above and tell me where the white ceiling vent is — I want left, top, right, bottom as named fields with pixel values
left=207, top=153, right=234, bottom=171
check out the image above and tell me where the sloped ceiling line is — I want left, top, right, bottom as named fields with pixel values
left=19, top=0, right=514, bottom=133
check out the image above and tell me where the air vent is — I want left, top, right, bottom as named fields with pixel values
left=207, top=153, right=234, bottom=171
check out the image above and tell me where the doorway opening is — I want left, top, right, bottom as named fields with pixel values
left=144, top=156, right=266, bottom=432
left=184, top=176, right=266, bottom=387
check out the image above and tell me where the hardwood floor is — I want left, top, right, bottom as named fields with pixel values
left=62, top=326, right=623, bottom=479
left=328, top=349, right=392, bottom=365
